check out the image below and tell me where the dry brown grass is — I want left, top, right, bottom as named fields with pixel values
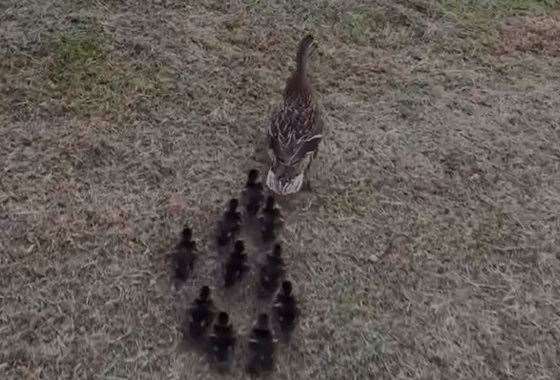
left=1, top=0, right=560, bottom=379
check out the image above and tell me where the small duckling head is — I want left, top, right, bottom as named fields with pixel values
left=199, top=286, right=210, bottom=300
left=256, top=313, right=269, bottom=329
left=281, top=281, right=292, bottom=296
left=266, top=164, right=305, bottom=195
left=182, top=226, right=192, bottom=242
left=233, top=240, right=245, bottom=254
left=217, top=312, right=229, bottom=326
left=247, top=169, right=259, bottom=186
left=272, top=244, right=282, bottom=258
left=264, top=195, right=275, bottom=212
left=228, top=198, right=239, bottom=212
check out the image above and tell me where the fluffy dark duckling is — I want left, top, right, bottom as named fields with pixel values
left=173, top=226, right=197, bottom=281
left=260, top=196, right=282, bottom=243
left=224, top=240, right=249, bottom=288
left=266, top=34, right=324, bottom=195
left=178, top=225, right=196, bottom=251
left=208, top=312, right=236, bottom=372
left=246, top=313, right=276, bottom=374
left=216, top=199, right=242, bottom=247
left=273, top=281, right=298, bottom=340
left=242, top=169, right=264, bottom=217
left=258, top=244, right=285, bottom=298
left=186, top=286, right=216, bottom=344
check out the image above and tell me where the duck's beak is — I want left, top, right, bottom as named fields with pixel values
left=266, top=170, right=304, bottom=195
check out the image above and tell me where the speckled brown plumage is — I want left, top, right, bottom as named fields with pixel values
left=266, top=34, right=324, bottom=195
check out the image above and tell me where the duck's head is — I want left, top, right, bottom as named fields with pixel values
left=272, top=244, right=282, bottom=258
left=217, top=312, right=229, bottom=326
left=281, top=281, right=292, bottom=296
left=228, top=198, right=239, bottom=212
left=247, top=169, right=259, bottom=186
left=266, top=129, right=320, bottom=195
left=233, top=240, right=244, bottom=254
left=182, top=226, right=192, bottom=242
left=266, top=162, right=306, bottom=195
left=200, top=285, right=210, bottom=300
left=256, top=313, right=269, bottom=329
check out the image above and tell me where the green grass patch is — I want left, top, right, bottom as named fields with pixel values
left=46, top=23, right=171, bottom=120
left=435, top=0, right=558, bottom=57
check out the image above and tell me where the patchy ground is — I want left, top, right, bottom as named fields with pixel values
left=1, top=0, right=559, bottom=379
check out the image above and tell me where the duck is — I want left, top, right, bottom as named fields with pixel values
left=178, top=225, right=196, bottom=251
left=207, top=311, right=236, bottom=372
left=258, top=244, right=285, bottom=297
left=216, top=199, right=242, bottom=247
left=261, top=195, right=282, bottom=227
left=173, top=226, right=197, bottom=281
left=273, top=281, right=298, bottom=339
left=224, top=240, right=249, bottom=288
left=260, top=196, right=282, bottom=243
left=246, top=313, right=276, bottom=374
left=265, top=34, right=324, bottom=195
left=242, top=169, right=264, bottom=216
left=186, top=286, right=216, bottom=344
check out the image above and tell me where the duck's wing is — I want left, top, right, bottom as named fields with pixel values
left=267, top=102, right=323, bottom=166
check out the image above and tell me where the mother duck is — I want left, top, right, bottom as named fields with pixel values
left=265, top=34, right=324, bottom=195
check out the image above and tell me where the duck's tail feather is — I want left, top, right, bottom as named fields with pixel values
left=295, top=34, right=315, bottom=78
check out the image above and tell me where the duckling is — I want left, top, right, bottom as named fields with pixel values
left=258, top=244, right=285, bottom=297
left=178, top=225, right=196, bottom=251
left=242, top=169, right=264, bottom=216
left=261, top=195, right=282, bottom=226
left=266, top=34, right=324, bottom=195
left=273, top=281, right=298, bottom=340
left=173, top=226, right=197, bottom=281
left=186, top=286, right=216, bottom=343
left=261, top=220, right=276, bottom=243
left=260, top=196, right=282, bottom=243
left=224, top=240, right=249, bottom=288
left=216, top=199, right=242, bottom=248
left=208, top=312, right=236, bottom=372
left=246, top=313, right=276, bottom=374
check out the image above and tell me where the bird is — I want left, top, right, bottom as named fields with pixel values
left=173, top=226, right=197, bottom=281
left=224, top=240, right=249, bottom=288
left=265, top=34, right=324, bottom=195
left=207, top=312, right=236, bottom=372
left=260, top=195, right=282, bottom=243
left=178, top=225, right=196, bottom=251
left=241, top=169, right=264, bottom=217
left=186, top=286, right=216, bottom=344
left=216, top=199, right=242, bottom=248
left=258, top=244, right=285, bottom=297
left=246, top=313, right=276, bottom=374
left=273, top=281, right=298, bottom=340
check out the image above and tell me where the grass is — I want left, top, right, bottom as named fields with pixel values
left=1, top=0, right=560, bottom=379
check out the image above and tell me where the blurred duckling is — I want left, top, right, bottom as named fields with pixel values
left=224, top=240, right=249, bottom=288
left=173, top=226, right=197, bottom=281
left=261, top=195, right=283, bottom=227
left=260, top=195, right=282, bottom=243
left=273, top=281, right=298, bottom=340
left=242, top=169, right=264, bottom=217
left=186, top=286, right=216, bottom=344
left=216, top=199, right=242, bottom=249
left=258, top=244, right=285, bottom=298
left=266, top=34, right=324, bottom=195
left=208, top=311, right=236, bottom=372
left=246, top=313, right=276, bottom=375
